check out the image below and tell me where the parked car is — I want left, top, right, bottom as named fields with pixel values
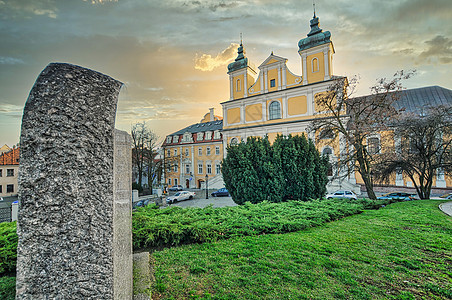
left=132, top=199, right=151, bottom=209
left=168, top=185, right=183, bottom=191
left=377, top=192, right=415, bottom=201
left=211, top=188, right=229, bottom=197
left=325, top=190, right=357, bottom=200
left=166, top=191, right=196, bottom=204
left=439, top=193, right=452, bottom=200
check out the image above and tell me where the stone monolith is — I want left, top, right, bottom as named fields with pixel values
left=16, top=63, right=132, bottom=299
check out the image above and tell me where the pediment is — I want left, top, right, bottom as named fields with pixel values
left=259, top=54, right=287, bottom=69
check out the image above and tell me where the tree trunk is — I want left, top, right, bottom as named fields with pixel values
left=356, top=148, right=376, bottom=200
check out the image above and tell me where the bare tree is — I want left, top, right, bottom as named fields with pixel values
left=374, top=105, right=452, bottom=199
left=131, top=122, right=159, bottom=189
left=310, top=71, right=415, bottom=199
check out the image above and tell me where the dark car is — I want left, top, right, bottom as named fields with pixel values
left=132, top=199, right=151, bottom=209
left=377, top=192, right=415, bottom=201
left=211, top=188, right=229, bottom=197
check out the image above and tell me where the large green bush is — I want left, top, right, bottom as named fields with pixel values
left=222, top=135, right=329, bottom=204
left=0, top=221, right=17, bottom=276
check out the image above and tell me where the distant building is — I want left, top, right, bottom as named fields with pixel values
left=0, top=146, right=19, bottom=197
left=162, top=109, right=224, bottom=189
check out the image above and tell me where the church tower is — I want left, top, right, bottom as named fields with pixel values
left=227, top=42, right=257, bottom=100
left=298, top=12, right=335, bottom=85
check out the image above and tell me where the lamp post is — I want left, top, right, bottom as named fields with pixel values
left=205, top=174, right=209, bottom=199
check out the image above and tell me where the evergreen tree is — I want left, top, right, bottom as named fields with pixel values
left=222, top=134, right=328, bottom=204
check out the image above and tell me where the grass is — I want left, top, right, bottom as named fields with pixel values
left=150, top=200, right=452, bottom=299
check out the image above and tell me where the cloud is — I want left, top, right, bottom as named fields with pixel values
left=418, top=35, right=452, bottom=64
left=0, top=56, right=25, bottom=65
left=0, top=0, right=58, bottom=19
left=0, top=103, right=24, bottom=117
left=83, top=0, right=118, bottom=4
left=194, top=43, right=238, bottom=71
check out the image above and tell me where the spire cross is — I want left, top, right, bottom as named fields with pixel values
left=240, top=32, right=243, bottom=45
left=313, top=0, right=316, bottom=17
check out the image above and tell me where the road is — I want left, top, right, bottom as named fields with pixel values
left=166, top=196, right=237, bottom=209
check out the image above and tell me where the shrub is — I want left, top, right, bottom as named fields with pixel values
left=0, top=222, right=17, bottom=276
left=132, top=198, right=370, bottom=250
left=0, top=276, right=15, bottom=300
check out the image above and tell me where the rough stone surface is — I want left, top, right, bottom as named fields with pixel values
left=16, top=63, right=128, bottom=299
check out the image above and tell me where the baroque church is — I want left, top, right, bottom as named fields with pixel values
left=161, top=12, right=452, bottom=194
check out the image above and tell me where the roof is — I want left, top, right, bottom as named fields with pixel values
left=0, top=147, right=20, bottom=165
left=169, top=120, right=223, bottom=136
left=392, top=86, right=452, bottom=113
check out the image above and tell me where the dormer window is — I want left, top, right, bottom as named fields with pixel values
left=214, top=131, right=221, bottom=139
left=197, top=132, right=204, bottom=141
left=182, top=132, right=193, bottom=143
left=205, top=131, right=212, bottom=140
left=172, top=135, right=179, bottom=143
left=166, top=136, right=172, bottom=143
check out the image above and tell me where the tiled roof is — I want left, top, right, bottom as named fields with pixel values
left=0, top=147, right=20, bottom=165
left=170, top=120, right=223, bottom=136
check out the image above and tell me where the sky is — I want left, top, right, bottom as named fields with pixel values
left=1, top=0, right=451, bottom=147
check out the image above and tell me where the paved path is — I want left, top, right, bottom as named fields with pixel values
left=439, top=201, right=452, bottom=217
left=166, top=196, right=237, bottom=209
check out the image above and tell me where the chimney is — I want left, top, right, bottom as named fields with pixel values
left=209, top=108, right=214, bottom=121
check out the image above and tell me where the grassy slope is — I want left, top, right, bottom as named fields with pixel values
left=151, top=200, right=452, bottom=300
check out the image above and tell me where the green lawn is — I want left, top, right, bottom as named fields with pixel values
left=150, top=200, right=452, bottom=299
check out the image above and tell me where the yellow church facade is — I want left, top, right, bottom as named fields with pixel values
left=221, top=13, right=359, bottom=192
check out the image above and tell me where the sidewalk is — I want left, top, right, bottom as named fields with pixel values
left=439, top=201, right=452, bottom=217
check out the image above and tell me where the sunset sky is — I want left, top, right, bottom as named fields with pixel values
left=1, top=0, right=451, bottom=146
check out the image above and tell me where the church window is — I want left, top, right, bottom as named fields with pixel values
left=322, top=147, right=333, bottom=156
left=269, top=101, right=281, bottom=120
left=320, top=129, right=335, bottom=139
left=236, top=79, right=241, bottom=91
left=367, top=137, right=380, bottom=154
left=312, top=58, right=319, bottom=73
left=185, top=148, right=189, bottom=156
left=206, top=147, right=211, bottom=156
left=174, top=149, right=177, bottom=156
left=270, top=79, right=276, bottom=88
left=198, top=147, right=202, bottom=156
left=215, top=146, right=220, bottom=155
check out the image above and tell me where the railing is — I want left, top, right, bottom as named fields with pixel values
left=0, top=207, right=12, bottom=223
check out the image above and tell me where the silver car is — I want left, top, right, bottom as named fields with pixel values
left=166, top=191, right=196, bottom=204
left=325, top=190, right=357, bottom=200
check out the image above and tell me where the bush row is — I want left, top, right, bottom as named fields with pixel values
left=132, top=198, right=391, bottom=250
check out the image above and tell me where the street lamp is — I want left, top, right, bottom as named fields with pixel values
left=205, top=174, right=209, bottom=199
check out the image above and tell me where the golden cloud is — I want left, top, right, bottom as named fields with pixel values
left=194, top=43, right=239, bottom=71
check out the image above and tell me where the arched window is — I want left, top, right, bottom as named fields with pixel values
left=367, top=137, right=380, bottom=154
left=230, top=138, right=239, bottom=145
left=312, top=58, right=319, bottom=73
left=236, top=79, right=241, bottom=91
left=269, top=101, right=281, bottom=120
left=320, top=129, right=335, bottom=139
left=322, top=147, right=333, bottom=156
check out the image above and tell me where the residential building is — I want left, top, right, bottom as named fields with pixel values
left=162, top=109, right=224, bottom=189
left=0, top=146, right=19, bottom=197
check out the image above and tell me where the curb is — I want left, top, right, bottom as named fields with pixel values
left=438, top=201, right=452, bottom=217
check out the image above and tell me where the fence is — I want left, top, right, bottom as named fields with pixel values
left=0, top=206, right=12, bottom=223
